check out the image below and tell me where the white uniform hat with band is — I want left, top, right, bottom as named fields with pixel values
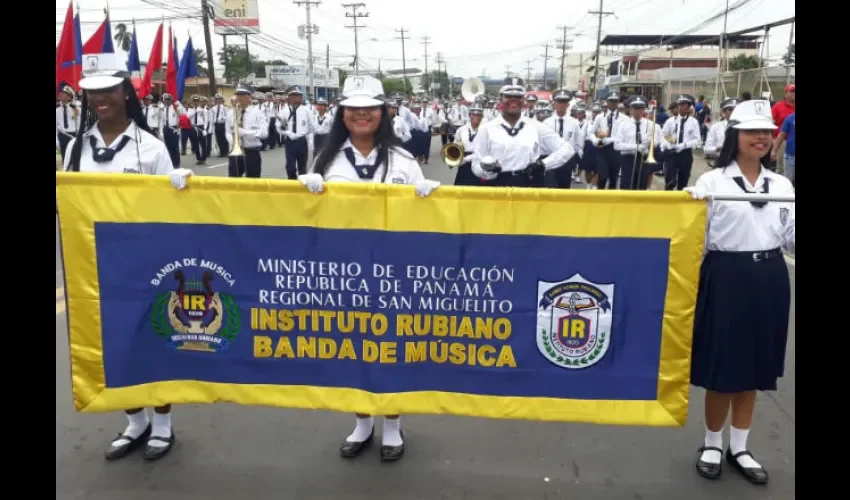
left=340, top=75, right=386, bottom=108
left=79, top=53, right=129, bottom=91
left=728, top=99, right=777, bottom=130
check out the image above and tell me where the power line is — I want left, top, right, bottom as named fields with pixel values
left=540, top=44, right=552, bottom=90
left=395, top=28, right=410, bottom=93
left=342, top=3, right=368, bottom=75
left=556, top=25, right=574, bottom=89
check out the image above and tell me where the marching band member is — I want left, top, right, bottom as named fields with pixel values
left=160, top=93, right=183, bottom=167
left=575, top=102, right=596, bottom=187
left=685, top=100, right=794, bottom=486
left=140, top=94, right=161, bottom=138
left=590, top=93, right=627, bottom=189
left=523, top=94, right=538, bottom=118
left=61, top=53, right=190, bottom=461
left=56, top=84, right=80, bottom=161
left=312, top=97, right=332, bottom=156
left=544, top=89, right=583, bottom=189
left=418, top=97, right=435, bottom=163
left=613, top=96, right=661, bottom=190
left=448, top=96, right=468, bottom=142
left=226, top=83, right=268, bottom=178
left=471, top=79, right=574, bottom=188
left=210, top=93, right=231, bottom=158
left=660, top=93, right=700, bottom=190
left=297, top=76, right=439, bottom=463
left=389, top=101, right=414, bottom=152
left=279, top=87, right=313, bottom=179
left=432, top=99, right=450, bottom=146
left=200, top=96, right=214, bottom=156
left=261, top=92, right=279, bottom=151
left=703, top=98, right=737, bottom=160
left=187, top=95, right=208, bottom=165
left=452, top=106, right=485, bottom=186
left=409, top=102, right=431, bottom=163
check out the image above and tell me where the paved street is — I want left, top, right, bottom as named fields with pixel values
left=56, top=141, right=795, bottom=500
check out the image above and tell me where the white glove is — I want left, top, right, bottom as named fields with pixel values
left=675, top=143, right=686, bottom=152
left=684, top=186, right=707, bottom=200
left=414, top=179, right=440, bottom=198
left=298, top=173, right=324, bottom=193
left=284, top=131, right=296, bottom=140
left=169, top=168, right=193, bottom=190
left=471, top=162, right=498, bottom=181
left=638, top=143, right=648, bottom=154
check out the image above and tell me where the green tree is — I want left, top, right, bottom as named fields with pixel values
left=218, top=46, right=258, bottom=83
left=421, top=70, right=450, bottom=96
left=113, top=23, right=132, bottom=52
left=337, top=68, right=349, bottom=85
left=194, top=48, right=208, bottom=76
left=253, top=60, right=288, bottom=78
left=381, top=78, right=412, bottom=96
left=727, top=54, right=762, bottom=71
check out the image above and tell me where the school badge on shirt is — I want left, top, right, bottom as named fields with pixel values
left=148, top=259, right=240, bottom=352
left=536, top=273, right=614, bottom=369
left=780, top=207, right=789, bottom=225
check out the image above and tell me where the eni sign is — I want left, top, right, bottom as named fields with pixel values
left=213, top=0, right=260, bottom=35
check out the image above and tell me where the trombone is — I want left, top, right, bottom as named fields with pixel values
left=630, top=107, right=658, bottom=189
left=230, top=105, right=245, bottom=157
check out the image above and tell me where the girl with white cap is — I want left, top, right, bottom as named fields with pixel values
left=685, top=100, right=795, bottom=485
left=297, top=75, right=439, bottom=461
left=62, top=53, right=192, bottom=461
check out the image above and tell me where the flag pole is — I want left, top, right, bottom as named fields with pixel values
left=158, top=16, right=164, bottom=97
left=73, top=1, right=80, bottom=91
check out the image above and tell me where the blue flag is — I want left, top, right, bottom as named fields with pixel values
left=176, top=37, right=198, bottom=102
left=102, top=19, right=114, bottom=53
left=127, top=31, right=140, bottom=73
left=73, top=14, right=83, bottom=65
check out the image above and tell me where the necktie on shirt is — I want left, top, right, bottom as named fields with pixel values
left=558, top=118, right=564, bottom=137
left=290, top=107, right=298, bottom=133
left=607, top=113, right=613, bottom=132
left=636, top=120, right=642, bottom=149
left=63, top=105, right=68, bottom=129
left=732, top=176, right=770, bottom=208
left=89, top=135, right=131, bottom=163
left=678, top=117, right=685, bottom=143
left=501, top=121, right=525, bottom=137
left=194, top=109, right=199, bottom=125
left=145, top=107, right=149, bottom=121
left=216, top=106, right=220, bottom=122
left=343, top=146, right=383, bottom=179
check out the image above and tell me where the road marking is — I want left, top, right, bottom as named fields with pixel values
left=203, top=162, right=228, bottom=169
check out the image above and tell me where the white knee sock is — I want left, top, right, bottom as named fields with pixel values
left=148, top=411, right=173, bottom=448
left=345, top=416, right=374, bottom=443
left=700, top=427, right=723, bottom=464
left=382, top=417, right=403, bottom=447
left=112, top=410, right=150, bottom=447
left=729, top=426, right=761, bottom=468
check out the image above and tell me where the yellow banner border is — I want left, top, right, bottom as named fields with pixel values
left=57, top=173, right=705, bottom=426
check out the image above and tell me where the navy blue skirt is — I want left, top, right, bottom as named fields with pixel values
left=690, top=250, right=791, bottom=392
left=580, top=141, right=597, bottom=172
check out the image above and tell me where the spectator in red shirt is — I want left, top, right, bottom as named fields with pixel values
left=771, top=84, right=795, bottom=139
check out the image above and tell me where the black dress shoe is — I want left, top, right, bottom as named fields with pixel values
left=339, top=429, right=373, bottom=458
left=695, top=445, right=723, bottom=479
left=142, top=432, right=176, bottom=461
left=379, top=430, right=404, bottom=462
left=726, top=448, right=769, bottom=485
left=105, top=424, right=151, bottom=461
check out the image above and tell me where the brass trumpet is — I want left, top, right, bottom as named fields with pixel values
left=230, top=105, right=245, bottom=157
left=440, top=142, right=465, bottom=169
left=645, top=108, right=658, bottom=164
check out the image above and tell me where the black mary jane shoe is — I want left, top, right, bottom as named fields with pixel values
left=695, top=446, right=723, bottom=479
left=726, top=448, right=769, bottom=485
left=339, top=429, right=373, bottom=459
left=105, top=424, right=151, bottom=461
left=379, top=430, right=404, bottom=462
left=142, top=432, right=176, bottom=461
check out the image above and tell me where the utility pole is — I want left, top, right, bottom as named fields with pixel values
left=294, top=1, right=320, bottom=100
left=326, top=44, right=329, bottom=68
left=505, top=65, right=512, bottom=78
left=540, top=44, right=551, bottom=90
left=395, top=28, right=410, bottom=95
left=525, top=59, right=533, bottom=87
left=785, top=20, right=795, bottom=84
left=421, top=35, right=431, bottom=97
left=434, top=52, right=445, bottom=98
left=200, top=0, right=217, bottom=92
left=556, top=25, right=573, bottom=89
left=711, top=0, right=730, bottom=119
left=589, top=0, right=614, bottom=99
left=342, top=3, right=368, bottom=76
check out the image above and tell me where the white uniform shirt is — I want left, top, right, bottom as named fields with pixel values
left=161, top=103, right=183, bottom=130
left=188, top=106, right=207, bottom=132
left=703, top=119, right=728, bottom=157
left=590, top=109, right=627, bottom=147
left=398, top=105, right=420, bottom=131
left=544, top=113, right=584, bottom=159
left=613, top=117, right=663, bottom=155
left=449, top=104, right=469, bottom=126
left=225, top=105, right=269, bottom=150
left=696, top=162, right=795, bottom=253
left=392, top=115, right=412, bottom=143
left=660, top=115, right=700, bottom=151
left=56, top=104, right=81, bottom=137
left=315, top=139, right=424, bottom=185
left=313, top=112, right=333, bottom=136
left=454, top=123, right=481, bottom=163
left=142, top=104, right=162, bottom=132
left=472, top=116, right=575, bottom=174
left=278, top=105, right=313, bottom=140
left=63, top=121, right=173, bottom=175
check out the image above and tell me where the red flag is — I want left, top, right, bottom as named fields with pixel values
left=165, top=27, right=178, bottom=98
left=56, top=1, right=78, bottom=92
left=139, top=23, right=163, bottom=99
left=82, top=20, right=106, bottom=54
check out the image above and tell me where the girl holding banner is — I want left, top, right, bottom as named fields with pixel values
left=297, top=75, right=440, bottom=461
left=63, top=53, right=191, bottom=462
left=685, top=100, right=795, bottom=486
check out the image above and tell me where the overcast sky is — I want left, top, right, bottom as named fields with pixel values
left=58, top=0, right=795, bottom=79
